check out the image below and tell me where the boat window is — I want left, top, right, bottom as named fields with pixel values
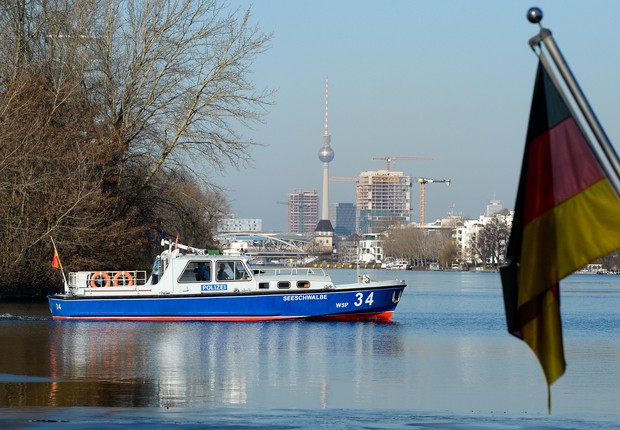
left=216, top=262, right=234, bottom=280
left=277, top=281, right=290, bottom=289
left=296, top=281, right=310, bottom=288
left=216, top=261, right=250, bottom=281
left=233, top=262, right=250, bottom=280
left=179, top=261, right=211, bottom=283
left=258, top=282, right=270, bottom=289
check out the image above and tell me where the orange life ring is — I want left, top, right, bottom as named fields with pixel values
left=90, top=272, right=111, bottom=288
left=113, top=271, right=134, bottom=287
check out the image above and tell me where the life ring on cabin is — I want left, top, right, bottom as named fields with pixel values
left=113, top=271, right=134, bottom=287
left=90, top=272, right=111, bottom=288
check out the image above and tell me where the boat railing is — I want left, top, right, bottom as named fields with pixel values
left=252, top=267, right=327, bottom=277
left=69, top=270, right=149, bottom=290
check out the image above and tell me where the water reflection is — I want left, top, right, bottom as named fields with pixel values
left=21, top=320, right=405, bottom=408
left=1, top=272, right=619, bottom=420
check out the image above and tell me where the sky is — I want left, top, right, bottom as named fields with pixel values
left=217, top=1, right=620, bottom=232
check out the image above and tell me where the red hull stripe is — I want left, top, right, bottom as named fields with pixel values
left=51, top=311, right=394, bottom=322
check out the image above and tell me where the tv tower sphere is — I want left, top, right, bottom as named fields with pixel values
left=318, top=145, right=334, bottom=163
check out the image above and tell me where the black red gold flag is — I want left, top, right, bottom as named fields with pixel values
left=501, top=61, right=620, bottom=391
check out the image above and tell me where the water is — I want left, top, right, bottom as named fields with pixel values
left=0, top=271, right=619, bottom=429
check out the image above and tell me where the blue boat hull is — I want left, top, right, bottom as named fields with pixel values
left=48, top=286, right=405, bottom=322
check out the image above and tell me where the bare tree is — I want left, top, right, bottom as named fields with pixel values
left=382, top=226, right=451, bottom=267
left=438, top=241, right=459, bottom=269
left=93, top=0, right=273, bottom=203
left=0, top=1, right=271, bottom=296
left=473, top=215, right=510, bottom=268
left=152, top=174, right=230, bottom=250
left=0, top=73, right=146, bottom=295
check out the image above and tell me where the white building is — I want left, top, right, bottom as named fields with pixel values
left=358, top=233, right=384, bottom=264
left=218, top=215, right=262, bottom=233
left=455, top=211, right=513, bottom=266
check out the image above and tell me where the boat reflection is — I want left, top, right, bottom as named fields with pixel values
left=41, top=320, right=406, bottom=408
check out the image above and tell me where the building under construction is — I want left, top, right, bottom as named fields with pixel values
left=287, top=189, right=319, bottom=234
left=356, top=170, right=411, bottom=233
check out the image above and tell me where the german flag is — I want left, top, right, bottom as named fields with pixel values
left=501, top=61, right=620, bottom=389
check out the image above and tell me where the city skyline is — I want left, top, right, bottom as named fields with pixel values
left=216, top=1, right=620, bottom=231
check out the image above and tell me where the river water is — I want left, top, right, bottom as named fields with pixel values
left=0, top=270, right=618, bottom=429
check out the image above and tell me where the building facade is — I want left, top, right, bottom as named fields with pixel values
left=329, top=202, right=356, bottom=237
left=455, top=211, right=513, bottom=266
left=287, top=189, right=319, bottom=234
left=486, top=196, right=503, bottom=217
left=358, top=233, right=384, bottom=264
left=218, top=215, right=262, bottom=233
left=356, top=170, right=412, bottom=233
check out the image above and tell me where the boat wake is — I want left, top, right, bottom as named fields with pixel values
left=0, top=313, right=48, bottom=321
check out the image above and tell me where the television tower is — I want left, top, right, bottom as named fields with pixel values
left=318, top=76, right=334, bottom=219
left=315, top=76, right=335, bottom=247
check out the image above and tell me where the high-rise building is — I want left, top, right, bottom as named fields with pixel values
left=486, top=196, right=503, bottom=217
left=356, top=170, right=412, bottom=233
left=329, top=203, right=356, bottom=237
left=287, top=189, right=319, bottom=234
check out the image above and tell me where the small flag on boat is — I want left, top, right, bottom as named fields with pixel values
left=51, top=238, right=63, bottom=271
left=501, top=60, right=620, bottom=399
left=174, top=235, right=179, bottom=250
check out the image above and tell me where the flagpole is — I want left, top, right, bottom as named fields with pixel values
left=50, top=236, right=69, bottom=293
left=527, top=7, right=620, bottom=192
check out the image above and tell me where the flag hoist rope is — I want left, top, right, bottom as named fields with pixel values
left=527, top=7, right=620, bottom=198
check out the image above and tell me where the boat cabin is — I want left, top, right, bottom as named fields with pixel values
left=66, top=248, right=334, bottom=297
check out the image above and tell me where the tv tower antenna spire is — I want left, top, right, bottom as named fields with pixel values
left=324, top=76, right=329, bottom=140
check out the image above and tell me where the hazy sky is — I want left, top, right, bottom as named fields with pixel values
left=217, top=1, right=620, bottom=232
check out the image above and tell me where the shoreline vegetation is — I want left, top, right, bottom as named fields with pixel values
left=0, top=1, right=272, bottom=298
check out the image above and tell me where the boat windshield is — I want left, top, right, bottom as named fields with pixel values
left=179, top=261, right=212, bottom=282
left=217, top=261, right=250, bottom=281
left=177, top=260, right=250, bottom=283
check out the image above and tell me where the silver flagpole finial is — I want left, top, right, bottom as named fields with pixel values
left=527, top=7, right=543, bottom=24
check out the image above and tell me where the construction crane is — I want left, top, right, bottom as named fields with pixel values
left=372, top=156, right=433, bottom=171
left=417, top=178, right=451, bottom=227
left=329, top=177, right=358, bottom=182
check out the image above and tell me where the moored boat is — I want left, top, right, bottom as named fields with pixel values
left=48, top=239, right=407, bottom=322
left=384, top=260, right=410, bottom=270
